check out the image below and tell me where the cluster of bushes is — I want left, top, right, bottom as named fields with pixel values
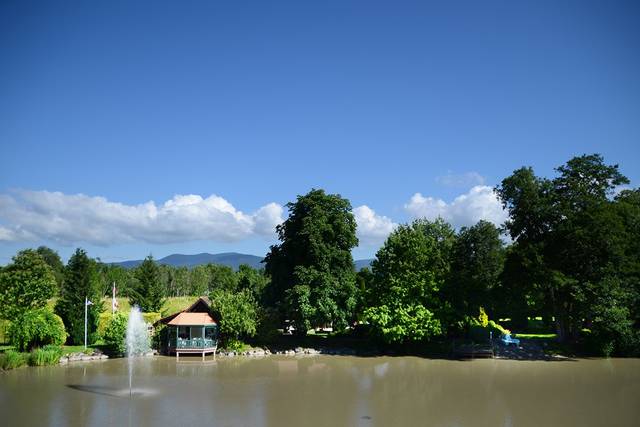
left=9, top=308, right=67, bottom=352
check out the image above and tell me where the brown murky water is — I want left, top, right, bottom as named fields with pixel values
left=1, top=355, right=638, bottom=427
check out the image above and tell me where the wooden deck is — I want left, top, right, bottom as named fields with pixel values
left=172, top=346, right=217, bottom=361
left=453, top=345, right=494, bottom=359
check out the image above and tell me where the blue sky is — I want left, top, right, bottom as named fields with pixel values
left=1, top=0, right=639, bottom=264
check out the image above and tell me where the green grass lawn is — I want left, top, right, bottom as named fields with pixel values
left=515, top=333, right=557, bottom=339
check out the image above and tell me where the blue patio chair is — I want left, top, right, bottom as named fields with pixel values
left=501, top=333, right=520, bottom=346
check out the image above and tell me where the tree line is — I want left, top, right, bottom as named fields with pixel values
left=1, top=154, right=638, bottom=356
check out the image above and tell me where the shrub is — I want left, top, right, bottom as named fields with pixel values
left=478, top=307, right=489, bottom=328
left=102, top=312, right=128, bottom=356
left=0, top=350, right=26, bottom=370
left=27, top=345, right=63, bottom=366
left=364, top=303, right=442, bottom=344
left=587, top=304, right=639, bottom=357
left=224, top=338, right=249, bottom=352
left=152, top=323, right=166, bottom=352
left=9, top=308, right=67, bottom=352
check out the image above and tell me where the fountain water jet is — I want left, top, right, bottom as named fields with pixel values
left=126, top=306, right=151, bottom=397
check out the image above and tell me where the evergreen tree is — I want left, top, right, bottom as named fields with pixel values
left=55, top=249, right=103, bottom=345
left=129, top=255, right=165, bottom=312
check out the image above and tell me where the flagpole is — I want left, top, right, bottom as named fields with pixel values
left=84, top=296, right=88, bottom=350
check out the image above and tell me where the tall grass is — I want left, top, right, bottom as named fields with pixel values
left=27, top=346, right=63, bottom=366
left=0, top=350, right=26, bottom=370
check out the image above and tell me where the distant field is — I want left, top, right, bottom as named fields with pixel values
left=46, top=296, right=199, bottom=316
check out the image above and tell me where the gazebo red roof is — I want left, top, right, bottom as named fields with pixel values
left=167, top=312, right=216, bottom=326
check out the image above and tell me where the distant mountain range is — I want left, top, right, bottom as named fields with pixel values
left=112, top=252, right=373, bottom=271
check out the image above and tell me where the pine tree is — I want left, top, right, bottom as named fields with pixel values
left=129, top=255, right=165, bottom=312
left=55, top=249, right=103, bottom=345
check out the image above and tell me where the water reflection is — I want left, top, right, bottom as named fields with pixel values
left=0, top=356, right=638, bottom=427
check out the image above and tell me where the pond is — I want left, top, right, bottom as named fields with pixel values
left=1, top=355, right=638, bottom=426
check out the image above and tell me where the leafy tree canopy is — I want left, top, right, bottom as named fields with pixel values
left=0, top=249, right=57, bottom=319
left=264, top=188, right=358, bottom=333
left=365, top=219, right=454, bottom=343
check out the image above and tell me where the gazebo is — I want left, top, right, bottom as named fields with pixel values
left=157, top=297, right=219, bottom=360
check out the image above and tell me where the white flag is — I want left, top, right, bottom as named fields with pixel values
left=112, top=282, right=119, bottom=313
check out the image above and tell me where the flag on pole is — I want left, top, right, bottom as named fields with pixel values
left=112, top=282, right=119, bottom=313
left=84, top=296, right=93, bottom=349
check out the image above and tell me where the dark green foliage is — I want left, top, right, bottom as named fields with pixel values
left=0, top=350, right=26, bottom=370
left=9, top=308, right=67, bottom=351
left=0, top=249, right=57, bottom=319
left=497, top=154, right=639, bottom=352
left=255, top=307, right=280, bottom=344
left=264, top=189, right=358, bottom=334
left=129, top=255, right=165, bottom=312
left=55, top=249, right=103, bottom=345
left=102, top=312, right=128, bottom=355
left=364, top=219, right=454, bottom=343
left=446, top=220, right=505, bottom=318
left=237, top=264, right=269, bottom=300
left=35, top=246, right=65, bottom=291
left=210, top=289, right=257, bottom=344
left=354, top=267, right=374, bottom=320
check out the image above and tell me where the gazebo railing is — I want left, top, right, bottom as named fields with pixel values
left=176, top=337, right=217, bottom=349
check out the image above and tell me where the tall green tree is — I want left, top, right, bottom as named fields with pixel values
left=446, top=220, right=505, bottom=319
left=55, top=249, right=103, bottom=345
left=364, top=219, right=455, bottom=344
left=497, top=154, right=634, bottom=346
left=237, top=264, right=269, bottom=301
left=129, top=255, right=165, bottom=312
left=35, top=246, right=65, bottom=291
left=264, top=188, right=358, bottom=334
left=0, top=249, right=57, bottom=319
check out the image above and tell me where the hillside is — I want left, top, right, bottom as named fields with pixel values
left=113, top=252, right=264, bottom=270
left=113, top=252, right=374, bottom=271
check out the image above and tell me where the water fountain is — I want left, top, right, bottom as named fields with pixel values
left=126, top=305, right=151, bottom=397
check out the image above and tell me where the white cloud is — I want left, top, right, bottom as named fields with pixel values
left=435, top=171, right=486, bottom=188
left=405, top=185, right=507, bottom=228
left=353, top=205, right=397, bottom=245
left=0, top=190, right=284, bottom=245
